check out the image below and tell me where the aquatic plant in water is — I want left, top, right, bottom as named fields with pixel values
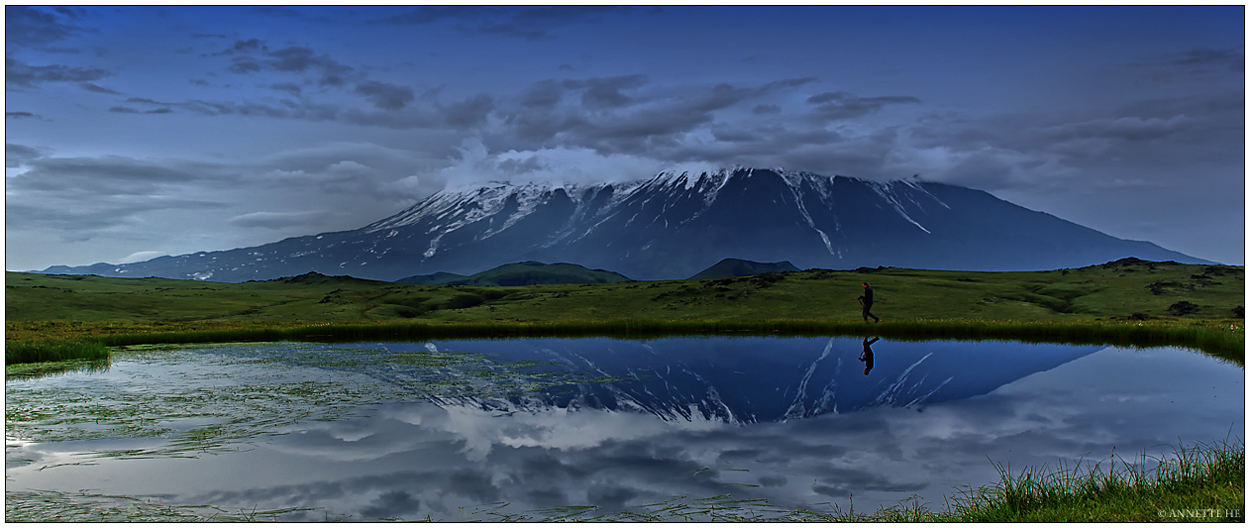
left=4, top=342, right=614, bottom=459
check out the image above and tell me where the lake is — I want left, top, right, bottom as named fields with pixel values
left=5, top=337, right=1243, bottom=521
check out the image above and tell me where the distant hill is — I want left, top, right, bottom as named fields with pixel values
left=398, top=261, right=631, bottom=286
left=690, top=258, right=801, bottom=279
left=267, top=271, right=388, bottom=286
left=394, top=271, right=467, bottom=285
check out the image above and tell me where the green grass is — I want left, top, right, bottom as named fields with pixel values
left=5, top=338, right=109, bottom=364
left=947, top=440, right=1245, bottom=522
left=6, top=258, right=1245, bottom=365
left=8, top=258, right=1244, bottom=325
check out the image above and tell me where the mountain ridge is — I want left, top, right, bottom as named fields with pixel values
left=37, top=168, right=1210, bottom=282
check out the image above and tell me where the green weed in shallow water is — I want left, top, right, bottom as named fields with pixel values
left=4, top=490, right=322, bottom=522
left=5, top=338, right=109, bottom=365
left=4, top=342, right=618, bottom=458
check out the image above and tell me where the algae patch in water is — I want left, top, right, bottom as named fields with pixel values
left=4, top=341, right=615, bottom=459
left=4, top=489, right=320, bottom=522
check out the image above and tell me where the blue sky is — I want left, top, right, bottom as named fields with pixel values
left=5, top=5, right=1245, bottom=270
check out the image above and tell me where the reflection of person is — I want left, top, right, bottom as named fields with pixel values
left=859, top=337, right=878, bottom=375
left=858, top=283, right=880, bottom=323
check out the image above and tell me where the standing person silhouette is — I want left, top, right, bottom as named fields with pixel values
left=858, top=282, right=880, bottom=323
left=859, top=336, right=879, bottom=375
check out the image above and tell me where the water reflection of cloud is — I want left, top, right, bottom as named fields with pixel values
left=9, top=346, right=1241, bottom=522
left=251, top=347, right=1244, bottom=519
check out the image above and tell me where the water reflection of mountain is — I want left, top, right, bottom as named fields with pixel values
left=390, top=338, right=1102, bottom=424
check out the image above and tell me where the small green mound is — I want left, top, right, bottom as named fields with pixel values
left=689, top=258, right=800, bottom=279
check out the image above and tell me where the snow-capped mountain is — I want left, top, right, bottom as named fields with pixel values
left=382, top=337, right=1102, bottom=424
left=41, top=168, right=1208, bottom=281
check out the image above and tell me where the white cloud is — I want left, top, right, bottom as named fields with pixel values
left=434, top=138, right=723, bottom=190
left=117, top=250, right=167, bottom=263
left=227, top=210, right=331, bottom=229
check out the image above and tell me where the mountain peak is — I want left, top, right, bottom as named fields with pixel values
left=41, top=168, right=1210, bottom=281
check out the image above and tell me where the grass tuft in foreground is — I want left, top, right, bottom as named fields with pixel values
left=947, top=440, right=1245, bottom=522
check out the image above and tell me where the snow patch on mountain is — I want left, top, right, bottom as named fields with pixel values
left=869, top=180, right=934, bottom=234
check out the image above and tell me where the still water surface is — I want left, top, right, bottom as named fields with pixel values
left=5, top=337, right=1243, bottom=521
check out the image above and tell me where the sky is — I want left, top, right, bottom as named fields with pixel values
left=5, top=5, right=1245, bottom=271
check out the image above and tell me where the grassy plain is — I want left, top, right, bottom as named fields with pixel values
left=6, top=258, right=1244, bottom=363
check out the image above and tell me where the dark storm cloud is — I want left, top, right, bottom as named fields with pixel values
left=442, top=94, right=496, bottom=128
left=80, top=82, right=122, bottom=94
left=355, top=81, right=416, bottom=110
left=752, top=104, right=781, bottom=114
left=109, top=106, right=140, bottom=113
left=1128, top=46, right=1246, bottom=76
left=370, top=5, right=483, bottom=25
left=229, top=38, right=266, bottom=54
left=11, top=155, right=219, bottom=192
left=5, top=57, right=111, bottom=88
left=6, top=111, right=41, bottom=119
left=812, top=469, right=928, bottom=497
left=53, top=7, right=86, bottom=19
left=562, top=74, right=649, bottom=109
left=218, top=41, right=359, bottom=87
left=5, top=154, right=235, bottom=240
left=1040, top=115, right=1195, bottom=143
left=369, top=6, right=632, bottom=41
left=495, top=76, right=823, bottom=157
left=5, top=6, right=96, bottom=48
left=759, top=77, right=819, bottom=91
left=520, top=80, right=563, bottom=109
left=1173, top=47, right=1244, bottom=71
left=226, top=56, right=263, bottom=74
left=214, top=39, right=426, bottom=114
left=268, top=46, right=356, bottom=87
left=5, top=143, right=46, bottom=167
left=6, top=198, right=225, bottom=241
left=908, top=90, right=1243, bottom=186
left=341, top=108, right=441, bottom=129
left=249, top=6, right=305, bottom=19
left=361, top=490, right=421, bottom=519
left=806, top=91, right=922, bottom=120
left=270, top=82, right=301, bottom=94
left=123, top=96, right=341, bottom=121
left=710, top=127, right=758, bottom=143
